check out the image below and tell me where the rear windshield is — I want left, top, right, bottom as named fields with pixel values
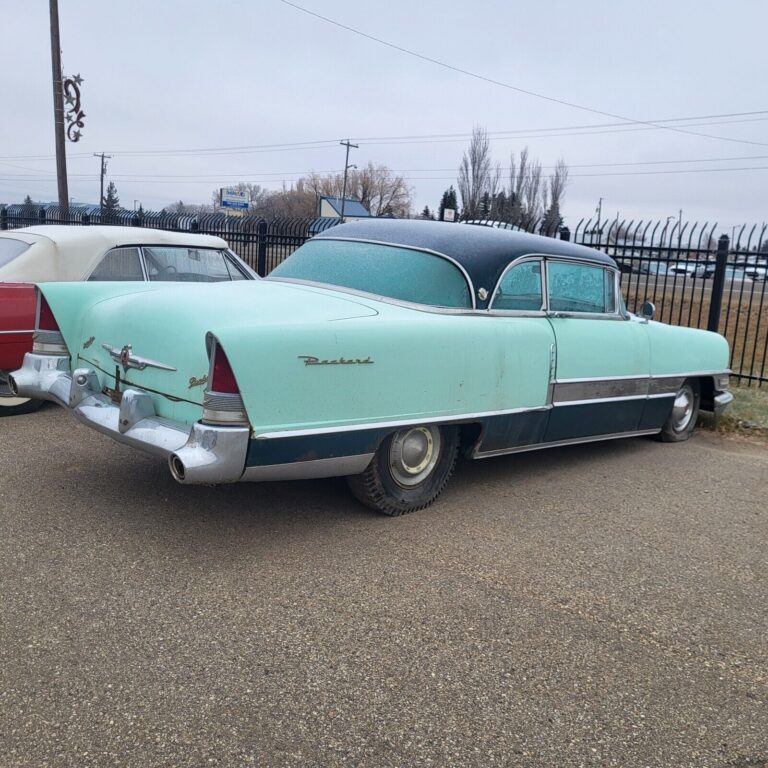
left=269, top=239, right=472, bottom=308
left=0, top=238, right=32, bottom=269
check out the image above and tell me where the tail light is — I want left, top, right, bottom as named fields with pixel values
left=201, top=339, right=249, bottom=426
left=33, top=292, right=69, bottom=356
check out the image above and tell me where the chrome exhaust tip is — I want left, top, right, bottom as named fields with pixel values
left=169, top=454, right=186, bottom=483
left=7, top=374, right=19, bottom=396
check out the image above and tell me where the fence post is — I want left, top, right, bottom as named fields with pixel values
left=707, top=234, right=729, bottom=332
left=559, top=226, right=570, bottom=242
left=0, top=206, right=6, bottom=230
left=256, top=221, right=268, bottom=276
left=38, top=206, right=46, bottom=225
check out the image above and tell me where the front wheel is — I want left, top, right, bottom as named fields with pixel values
left=656, top=379, right=700, bottom=442
left=347, top=424, right=460, bottom=516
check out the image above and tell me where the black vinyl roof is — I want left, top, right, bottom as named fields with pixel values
left=315, top=219, right=617, bottom=308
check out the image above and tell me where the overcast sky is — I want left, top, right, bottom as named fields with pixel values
left=1, top=0, right=766, bottom=231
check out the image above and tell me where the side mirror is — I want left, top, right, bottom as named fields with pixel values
left=640, top=301, right=655, bottom=321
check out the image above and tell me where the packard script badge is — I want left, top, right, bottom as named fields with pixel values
left=298, top=356, right=374, bottom=366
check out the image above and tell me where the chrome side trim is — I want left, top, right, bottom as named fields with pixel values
left=649, top=369, right=731, bottom=379
left=241, top=454, right=374, bottom=482
left=0, top=329, right=35, bottom=335
left=474, top=429, right=661, bottom=459
left=254, top=405, right=552, bottom=440
left=552, top=394, right=649, bottom=407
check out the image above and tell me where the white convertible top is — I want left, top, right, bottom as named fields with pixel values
left=0, top=226, right=229, bottom=282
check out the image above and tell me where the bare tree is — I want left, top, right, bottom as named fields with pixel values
left=457, top=126, right=493, bottom=219
left=305, top=163, right=412, bottom=218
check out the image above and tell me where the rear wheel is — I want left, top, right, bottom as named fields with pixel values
left=657, top=379, right=700, bottom=442
left=347, top=424, right=460, bottom=516
left=0, top=396, right=44, bottom=417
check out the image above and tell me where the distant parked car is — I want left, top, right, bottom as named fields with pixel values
left=0, top=226, right=255, bottom=416
left=667, top=261, right=698, bottom=277
left=12, top=219, right=733, bottom=515
left=744, top=264, right=767, bottom=281
left=694, top=264, right=753, bottom=281
left=638, top=260, right=670, bottom=276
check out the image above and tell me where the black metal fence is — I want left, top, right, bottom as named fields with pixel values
left=2, top=204, right=766, bottom=386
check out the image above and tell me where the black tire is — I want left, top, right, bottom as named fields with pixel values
left=656, top=379, right=700, bottom=442
left=0, top=397, right=44, bottom=417
left=347, top=424, right=460, bottom=516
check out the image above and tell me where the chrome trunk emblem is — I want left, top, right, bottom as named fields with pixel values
left=102, top=343, right=177, bottom=373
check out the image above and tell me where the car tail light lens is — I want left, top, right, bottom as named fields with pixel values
left=211, top=345, right=238, bottom=394
left=201, top=340, right=249, bottom=427
left=33, top=293, right=69, bottom=356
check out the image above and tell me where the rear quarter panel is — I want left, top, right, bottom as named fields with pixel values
left=217, top=306, right=555, bottom=434
left=0, top=283, right=36, bottom=371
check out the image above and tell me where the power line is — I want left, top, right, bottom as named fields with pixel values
left=5, top=164, right=768, bottom=185
left=2, top=111, right=767, bottom=163
left=278, top=0, right=768, bottom=148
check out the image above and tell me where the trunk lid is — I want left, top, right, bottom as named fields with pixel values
left=40, top=280, right=378, bottom=428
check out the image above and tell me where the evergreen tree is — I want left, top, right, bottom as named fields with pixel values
left=103, top=181, right=120, bottom=214
left=438, top=185, right=458, bottom=221
left=23, top=194, right=33, bottom=205
left=137, top=203, right=145, bottom=218
left=420, top=205, right=433, bottom=220
left=479, top=192, right=491, bottom=218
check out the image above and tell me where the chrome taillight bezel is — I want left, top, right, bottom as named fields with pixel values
left=32, top=289, right=69, bottom=356
left=201, top=335, right=249, bottom=427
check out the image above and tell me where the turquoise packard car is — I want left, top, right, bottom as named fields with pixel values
left=11, top=220, right=733, bottom=515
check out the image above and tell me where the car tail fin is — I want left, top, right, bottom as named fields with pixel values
left=201, top=336, right=249, bottom=427
left=33, top=290, right=69, bottom=356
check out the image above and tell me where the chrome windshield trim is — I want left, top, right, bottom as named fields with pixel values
left=254, top=405, right=552, bottom=440
left=270, top=235, right=477, bottom=310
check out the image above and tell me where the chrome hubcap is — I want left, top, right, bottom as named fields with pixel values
left=672, top=384, right=695, bottom=432
left=389, top=426, right=441, bottom=487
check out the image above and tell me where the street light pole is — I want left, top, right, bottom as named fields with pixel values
left=49, top=0, right=68, bottom=218
left=339, top=140, right=358, bottom=223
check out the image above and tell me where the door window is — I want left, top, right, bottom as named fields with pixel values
left=88, top=247, right=143, bottom=281
left=548, top=262, right=616, bottom=313
left=491, top=260, right=544, bottom=311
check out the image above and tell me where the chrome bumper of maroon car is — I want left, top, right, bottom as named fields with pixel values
left=10, top=353, right=250, bottom=485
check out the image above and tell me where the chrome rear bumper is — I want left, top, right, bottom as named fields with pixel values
left=10, top=353, right=249, bottom=485
left=713, top=390, right=734, bottom=416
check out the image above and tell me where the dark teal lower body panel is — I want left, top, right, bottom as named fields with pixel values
left=246, top=396, right=677, bottom=468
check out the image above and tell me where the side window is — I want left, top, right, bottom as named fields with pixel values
left=88, top=247, right=143, bottom=281
left=224, top=256, right=248, bottom=281
left=491, top=260, right=543, bottom=311
left=548, top=262, right=616, bottom=313
left=144, top=247, right=234, bottom=282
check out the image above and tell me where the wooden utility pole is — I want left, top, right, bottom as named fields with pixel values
left=49, top=0, right=68, bottom=218
left=339, top=140, right=358, bottom=223
left=94, top=153, right=111, bottom=216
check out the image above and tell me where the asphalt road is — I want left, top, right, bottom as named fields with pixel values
left=1, top=407, right=766, bottom=768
